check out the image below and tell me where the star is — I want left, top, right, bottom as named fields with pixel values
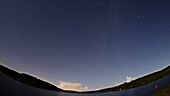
left=136, top=15, right=140, bottom=19
left=47, top=32, right=51, bottom=35
left=127, top=22, right=131, bottom=25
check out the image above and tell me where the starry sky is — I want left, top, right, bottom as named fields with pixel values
left=1, top=0, right=170, bottom=91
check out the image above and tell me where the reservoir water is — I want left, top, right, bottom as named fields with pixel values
left=0, top=73, right=170, bottom=96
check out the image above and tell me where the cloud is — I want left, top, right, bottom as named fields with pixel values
left=89, top=76, right=136, bottom=91
left=109, top=76, right=135, bottom=87
left=57, top=76, right=135, bottom=92
left=113, top=82, right=125, bottom=87
left=57, top=81, right=88, bottom=92
left=126, top=76, right=135, bottom=83
left=111, top=76, right=135, bottom=87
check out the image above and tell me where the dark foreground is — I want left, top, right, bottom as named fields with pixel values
left=0, top=73, right=170, bottom=96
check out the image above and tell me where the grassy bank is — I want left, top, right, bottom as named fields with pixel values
left=151, top=85, right=170, bottom=96
left=0, top=64, right=170, bottom=93
left=85, top=66, right=170, bottom=92
left=0, top=64, right=77, bottom=93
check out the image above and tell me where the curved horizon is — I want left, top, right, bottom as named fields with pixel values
left=1, top=0, right=170, bottom=91
left=0, top=63, right=169, bottom=92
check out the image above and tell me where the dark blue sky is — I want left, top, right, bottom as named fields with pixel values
left=1, top=0, right=170, bottom=91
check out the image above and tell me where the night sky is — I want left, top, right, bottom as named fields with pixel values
left=1, top=0, right=170, bottom=91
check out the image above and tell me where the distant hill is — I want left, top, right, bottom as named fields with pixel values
left=0, top=64, right=170, bottom=93
left=0, top=64, right=76, bottom=93
left=84, top=66, right=170, bottom=93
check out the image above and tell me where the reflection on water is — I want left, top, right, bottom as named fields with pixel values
left=55, top=75, right=170, bottom=96
left=0, top=73, right=170, bottom=96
